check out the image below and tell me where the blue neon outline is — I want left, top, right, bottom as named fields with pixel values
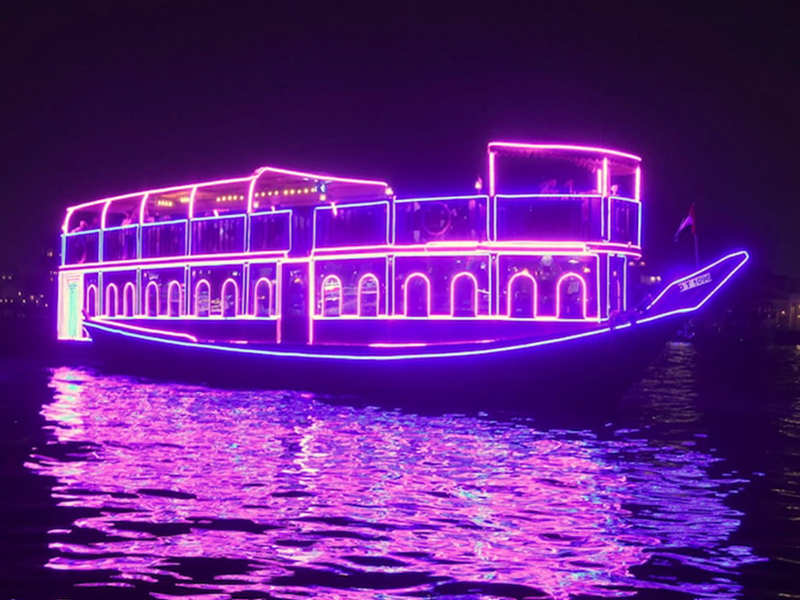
left=312, top=200, right=390, bottom=251
left=83, top=250, right=749, bottom=362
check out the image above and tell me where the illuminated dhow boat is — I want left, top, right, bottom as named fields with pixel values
left=58, top=143, right=748, bottom=398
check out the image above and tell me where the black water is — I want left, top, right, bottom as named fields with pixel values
left=1, top=342, right=799, bottom=599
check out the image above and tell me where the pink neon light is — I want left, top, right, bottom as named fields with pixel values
left=254, top=165, right=388, bottom=188
left=555, top=272, right=589, bottom=319
left=357, top=273, right=380, bottom=316
left=252, top=277, right=273, bottom=317
left=488, top=141, right=642, bottom=163
left=194, top=279, right=211, bottom=316
left=635, top=166, right=641, bottom=201
left=602, top=158, right=609, bottom=196
left=123, top=282, right=136, bottom=317
left=320, top=274, right=343, bottom=316
left=144, top=281, right=160, bottom=317
left=449, top=272, right=479, bottom=317
left=506, top=271, right=538, bottom=318
left=104, top=283, right=119, bottom=317
left=93, top=318, right=198, bottom=342
left=221, top=278, right=240, bottom=317
left=85, top=284, right=98, bottom=317
left=403, top=272, right=431, bottom=317
left=488, top=151, right=497, bottom=198
left=167, top=281, right=183, bottom=317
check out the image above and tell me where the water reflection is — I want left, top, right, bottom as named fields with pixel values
left=27, top=350, right=761, bottom=599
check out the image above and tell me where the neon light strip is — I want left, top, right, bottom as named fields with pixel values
left=104, top=283, right=119, bottom=317
left=635, top=166, right=641, bottom=201
left=555, top=272, right=589, bottom=319
left=167, top=280, right=183, bottom=317
left=320, top=274, right=343, bottom=316
left=144, top=281, right=159, bottom=317
left=488, top=141, right=642, bottom=163
left=506, top=271, right=537, bottom=317
left=252, top=277, right=274, bottom=317
left=602, top=157, right=609, bottom=196
left=449, top=272, right=480, bottom=316
left=645, top=250, right=750, bottom=311
left=221, top=278, right=241, bottom=317
left=194, top=279, right=210, bottom=316
left=496, top=194, right=603, bottom=199
left=93, top=319, right=198, bottom=342
left=357, top=273, right=380, bottom=316
left=141, top=218, right=188, bottom=227
left=254, top=165, right=388, bottom=188
left=83, top=252, right=747, bottom=361
left=123, top=282, right=136, bottom=316
left=394, top=194, right=488, bottom=203
left=488, top=150, right=497, bottom=198
left=86, top=284, right=98, bottom=316
left=403, top=273, right=431, bottom=316
left=103, top=224, right=139, bottom=233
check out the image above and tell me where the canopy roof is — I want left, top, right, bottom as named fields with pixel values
left=63, top=165, right=391, bottom=232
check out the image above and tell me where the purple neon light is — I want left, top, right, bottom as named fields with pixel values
left=320, top=275, right=343, bottom=316
left=221, top=278, right=241, bottom=317
left=253, top=165, right=389, bottom=188
left=643, top=250, right=750, bottom=316
left=555, top=272, right=589, bottom=319
left=194, top=279, right=210, bottom=316
left=123, top=282, right=136, bottom=317
left=86, top=284, right=98, bottom=317
left=167, top=281, right=183, bottom=317
left=403, top=272, right=431, bottom=317
left=449, top=272, right=480, bottom=317
left=104, top=283, right=118, bottom=317
left=357, top=273, right=380, bottom=316
left=84, top=250, right=747, bottom=361
left=506, top=271, right=538, bottom=318
left=93, top=318, right=198, bottom=342
left=144, top=281, right=159, bottom=317
left=252, top=277, right=274, bottom=317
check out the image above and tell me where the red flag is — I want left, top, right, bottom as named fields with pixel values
left=674, top=203, right=696, bottom=241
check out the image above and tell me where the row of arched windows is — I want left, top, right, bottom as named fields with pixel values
left=84, top=278, right=274, bottom=318
left=319, top=271, right=588, bottom=318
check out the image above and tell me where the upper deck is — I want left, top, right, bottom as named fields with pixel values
left=60, top=143, right=642, bottom=268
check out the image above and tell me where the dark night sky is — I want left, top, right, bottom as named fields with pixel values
left=2, top=1, right=798, bottom=278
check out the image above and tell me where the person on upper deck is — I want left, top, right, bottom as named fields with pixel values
left=540, top=179, right=558, bottom=194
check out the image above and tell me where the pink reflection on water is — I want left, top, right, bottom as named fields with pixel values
left=25, top=365, right=748, bottom=598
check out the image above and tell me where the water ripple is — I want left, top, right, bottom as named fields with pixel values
left=24, top=346, right=763, bottom=599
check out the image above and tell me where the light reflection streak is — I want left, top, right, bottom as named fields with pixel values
left=25, top=363, right=761, bottom=598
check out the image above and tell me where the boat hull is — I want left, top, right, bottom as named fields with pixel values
left=83, top=316, right=680, bottom=406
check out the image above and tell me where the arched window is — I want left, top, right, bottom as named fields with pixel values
left=450, top=272, right=478, bottom=317
left=168, top=281, right=182, bottom=317
left=123, top=282, right=136, bottom=316
left=104, top=283, right=118, bottom=317
left=253, top=277, right=273, bottom=317
left=195, top=280, right=211, bottom=317
left=222, top=278, right=239, bottom=317
left=556, top=273, right=587, bottom=319
left=357, top=273, right=380, bottom=316
left=507, top=272, right=537, bottom=318
left=145, top=281, right=159, bottom=317
left=321, top=275, right=342, bottom=317
left=404, top=273, right=430, bottom=317
left=85, top=284, right=98, bottom=317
